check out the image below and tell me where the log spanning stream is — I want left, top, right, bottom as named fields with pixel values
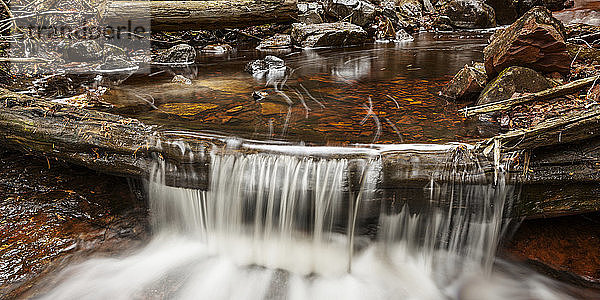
left=38, top=143, right=572, bottom=299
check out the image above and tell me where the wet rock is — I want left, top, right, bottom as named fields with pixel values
left=97, top=56, right=137, bottom=72
left=440, top=63, right=487, bottom=101
left=201, top=44, right=233, bottom=54
left=256, top=34, right=293, bottom=50
left=290, top=22, right=370, bottom=48
left=483, top=7, right=570, bottom=77
left=101, top=44, right=127, bottom=59
left=299, top=10, right=325, bottom=24
left=567, top=43, right=600, bottom=64
left=440, top=0, right=496, bottom=29
left=245, top=56, right=286, bottom=75
left=396, top=0, right=423, bottom=29
left=324, top=0, right=378, bottom=27
left=65, top=40, right=102, bottom=62
left=155, top=44, right=196, bottom=64
left=172, top=75, right=192, bottom=85
left=476, top=66, right=554, bottom=106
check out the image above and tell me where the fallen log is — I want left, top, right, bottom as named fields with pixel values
left=477, top=104, right=600, bottom=154
left=460, top=75, right=600, bottom=117
left=102, top=0, right=298, bottom=31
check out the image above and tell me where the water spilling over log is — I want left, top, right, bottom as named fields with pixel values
left=34, top=148, right=575, bottom=299
left=0, top=88, right=599, bottom=217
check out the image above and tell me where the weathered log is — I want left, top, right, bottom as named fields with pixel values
left=477, top=104, right=600, bottom=154
left=102, top=0, right=298, bottom=31
left=460, top=75, right=600, bottom=117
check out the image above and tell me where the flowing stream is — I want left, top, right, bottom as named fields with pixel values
left=39, top=145, right=574, bottom=299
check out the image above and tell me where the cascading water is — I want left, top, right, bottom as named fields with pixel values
left=40, top=145, right=574, bottom=300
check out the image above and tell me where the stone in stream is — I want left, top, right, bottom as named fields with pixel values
left=172, top=75, right=192, bottom=85
left=440, top=0, right=497, bottom=29
left=485, top=0, right=569, bottom=25
left=245, top=56, right=286, bottom=75
left=155, top=44, right=196, bottom=64
left=290, top=22, right=370, bottom=48
left=395, top=0, right=423, bottom=29
left=201, top=44, right=233, bottom=54
left=324, top=0, right=378, bottom=27
left=256, top=34, right=293, bottom=50
left=440, top=63, right=487, bottom=101
left=483, top=7, right=570, bottom=77
left=64, top=40, right=102, bottom=62
left=476, top=66, right=554, bottom=106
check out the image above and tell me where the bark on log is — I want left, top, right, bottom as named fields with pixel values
left=477, top=104, right=600, bottom=154
left=460, top=75, right=600, bottom=117
left=102, top=0, right=298, bottom=31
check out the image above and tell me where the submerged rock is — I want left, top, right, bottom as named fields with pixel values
left=324, top=0, right=378, bottom=27
left=155, top=44, right=196, bottom=64
left=65, top=40, right=102, bottom=62
left=245, top=56, right=286, bottom=75
left=483, top=7, right=570, bottom=77
left=476, top=66, right=554, bottom=106
left=256, top=34, right=293, bottom=50
left=172, top=75, right=192, bottom=85
left=441, top=0, right=496, bottom=29
left=290, top=22, right=370, bottom=48
left=440, top=63, right=487, bottom=101
left=201, top=44, right=233, bottom=54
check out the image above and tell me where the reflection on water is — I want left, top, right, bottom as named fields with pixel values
left=104, top=32, right=490, bottom=145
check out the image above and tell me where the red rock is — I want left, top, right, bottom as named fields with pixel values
left=440, top=63, right=487, bottom=101
left=483, top=7, right=571, bottom=77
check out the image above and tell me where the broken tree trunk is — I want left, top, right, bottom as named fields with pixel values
left=460, top=75, right=600, bottom=117
left=102, top=0, right=298, bottom=31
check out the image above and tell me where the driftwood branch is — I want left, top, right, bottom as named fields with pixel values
left=102, top=0, right=298, bottom=31
left=460, top=75, right=600, bottom=117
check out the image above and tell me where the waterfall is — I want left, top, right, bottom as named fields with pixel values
left=40, top=145, right=573, bottom=300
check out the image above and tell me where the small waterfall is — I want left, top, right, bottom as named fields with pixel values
left=149, top=153, right=359, bottom=275
left=40, top=144, right=574, bottom=300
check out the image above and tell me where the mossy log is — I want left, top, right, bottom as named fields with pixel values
left=102, top=0, right=298, bottom=31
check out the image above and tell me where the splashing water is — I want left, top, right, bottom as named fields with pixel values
left=41, top=147, right=575, bottom=300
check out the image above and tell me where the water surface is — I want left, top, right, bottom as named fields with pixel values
left=105, top=32, right=490, bottom=145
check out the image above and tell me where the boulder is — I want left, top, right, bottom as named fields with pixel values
left=483, top=7, right=570, bottom=77
left=299, top=10, right=325, bottom=24
left=440, top=63, right=487, bottom=101
left=155, top=44, right=196, bottom=64
left=567, top=43, right=600, bottom=64
left=441, top=0, right=496, bottom=29
left=324, top=0, right=378, bottom=27
left=396, top=0, right=423, bottom=29
left=65, top=40, right=102, bottom=62
left=256, top=34, right=293, bottom=50
left=245, top=56, right=286, bottom=75
left=476, top=66, right=554, bottom=106
left=290, top=22, right=370, bottom=48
